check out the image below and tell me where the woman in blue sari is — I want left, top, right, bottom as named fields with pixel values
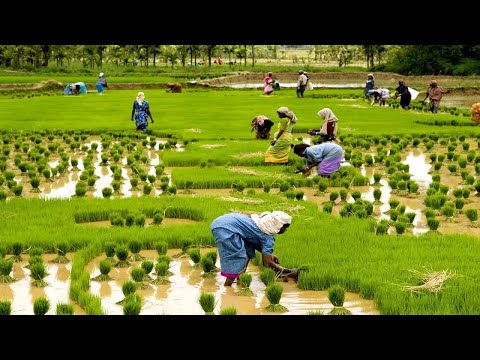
left=131, top=92, right=154, bottom=132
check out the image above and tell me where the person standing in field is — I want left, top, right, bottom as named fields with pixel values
left=265, top=106, right=298, bottom=163
left=131, top=92, right=154, bottom=133
left=422, top=80, right=449, bottom=113
left=293, top=142, right=344, bottom=178
left=364, top=73, right=375, bottom=102
left=394, top=80, right=411, bottom=110
left=96, top=72, right=108, bottom=95
left=296, top=70, right=308, bottom=98
left=263, top=72, right=274, bottom=95
left=210, top=210, right=299, bottom=286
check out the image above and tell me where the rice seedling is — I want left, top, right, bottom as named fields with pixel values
left=130, top=267, right=148, bottom=289
left=307, top=309, right=324, bottom=315
left=92, top=260, right=113, bottom=281
left=219, top=306, right=237, bottom=315
left=152, top=261, right=170, bottom=284
left=465, top=209, right=478, bottom=226
left=236, top=273, right=254, bottom=296
left=113, top=246, right=130, bottom=268
left=157, top=255, right=171, bottom=266
left=12, top=184, right=23, bottom=197
left=323, top=201, right=333, bottom=214
left=9, top=242, right=24, bottom=262
left=141, top=260, right=154, bottom=280
left=0, top=259, right=15, bottom=283
left=30, top=177, right=40, bottom=192
left=187, top=247, right=201, bottom=268
left=30, top=262, right=48, bottom=287
left=198, top=292, right=217, bottom=315
left=372, top=172, right=382, bottom=185
left=128, top=239, right=144, bottom=261
left=116, top=280, right=138, bottom=305
left=152, top=212, right=164, bottom=225
left=395, top=222, right=406, bottom=235
left=351, top=190, right=361, bottom=201
left=155, top=241, right=168, bottom=256
left=29, top=247, right=43, bottom=257
left=200, top=256, right=216, bottom=278
left=373, top=189, right=382, bottom=204
left=123, top=294, right=143, bottom=315
left=265, top=283, right=287, bottom=312
left=56, top=303, right=75, bottom=315
left=51, top=242, right=69, bottom=264
left=204, top=250, right=218, bottom=268
left=454, top=198, right=465, bottom=211
left=33, top=296, right=50, bottom=315
left=427, top=218, right=440, bottom=231
left=375, top=219, right=390, bottom=235
left=0, top=300, right=12, bottom=315
left=339, top=189, right=348, bottom=203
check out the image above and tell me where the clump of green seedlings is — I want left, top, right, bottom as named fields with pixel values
left=155, top=241, right=168, bottom=256
left=198, top=292, right=217, bottom=315
left=264, top=283, right=288, bottom=312
left=104, top=242, right=116, bottom=262
left=373, top=188, right=382, bottom=204
left=327, top=285, right=352, bottom=315
left=0, top=300, right=12, bottom=315
left=200, top=256, right=216, bottom=278
left=236, top=273, right=254, bottom=296
left=117, top=280, right=138, bottom=305
left=50, top=242, right=69, bottom=264
left=113, top=246, right=130, bottom=268
left=128, top=240, right=144, bottom=262
left=33, top=296, right=50, bottom=315
left=0, top=258, right=15, bottom=283
left=30, top=262, right=48, bottom=287
left=375, top=219, right=390, bottom=235
left=307, top=309, right=324, bottom=315
left=465, top=209, right=478, bottom=227
left=187, top=247, right=201, bottom=269
left=8, top=242, right=24, bottom=262
left=92, top=260, right=114, bottom=281
left=152, top=261, right=170, bottom=285
left=219, top=306, right=237, bottom=315
left=141, top=260, right=154, bottom=281
left=123, top=294, right=142, bottom=315
left=56, top=303, right=75, bottom=315
left=130, top=266, right=148, bottom=289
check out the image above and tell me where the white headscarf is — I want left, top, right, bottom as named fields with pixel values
left=318, top=108, right=338, bottom=122
left=136, top=92, right=145, bottom=106
left=277, top=106, right=298, bottom=124
left=99, top=72, right=104, bottom=77
left=251, top=211, right=292, bottom=236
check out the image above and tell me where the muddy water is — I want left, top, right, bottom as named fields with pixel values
left=85, top=250, right=379, bottom=315
left=0, top=253, right=84, bottom=315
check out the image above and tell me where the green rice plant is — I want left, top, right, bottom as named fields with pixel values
left=152, top=213, right=164, bottom=225
left=329, top=192, right=339, bottom=202
left=9, top=242, right=24, bottom=262
left=0, top=300, right=12, bottom=315
left=465, top=209, right=478, bottom=225
left=29, top=247, right=43, bottom=257
left=56, top=303, right=75, bottom=315
left=200, top=256, right=215, bottom=278
left=454, top=198, right=465, bottom=211
left=375, top=220, right=390, bottom=235
left=33, top=296, right=50, bottom=315
left=265, top=283, right=287, bottom=312
left=102, top=187, right=113, bottom=198
left=92, top=260, right=113, bottom=281
left=388, top=199, right=400, bottom=210
left=219, top=306, right=237, bottom=315
left=12, top=185, right=23, bottom=197
left=204, top=250, right=217, bottom=266
left=323, top=201, right=333, bottom=214
left=317, top=178, right=329, bottom=193
left=405, top=212, right=417, bottom=224
left=116, top=280, right=138, bottom=305
left=424, top=208, right=436, bottom=219
left=285, top=190, right=296, bottom=200
left=427, top=218, right=440, bottom=231
left=263, top=184, right=271, bottom=193
left=51, top=242, right=69, bottom=264
left=295, top=190, right=304, bottom=201
left=75, top=182, right=87, bottom=197
left=397, top=204, right=406, bottom=215
left=26, top=255, right=43, bottom=270
left=143, top=183, right=152, bottom=195
left=372, top=172, right=382, bottom=185
left=128, top=239, right=144, bottom=261
left=236, top=273, right=254, bottom=296
left=373, top=189, right=382, bottom=204
left=130, top=177, right=139, bottom=189
left=339, top=189, right=348, bottom=203
left=350, top=190, right=361, bottom=201
left=307, top=309, right=324, bottom=315
left=104, top=242, right=116, bottom=261
left=125, top=213, right=135, bottom=227
left=328, top=284, right=346, bottom=307
left=260, top=267, right=276, bottom=286
left=466, top=175, right=475, bottom=186
left=199, top=292, right=217, bottom=315
left=395, top=222, right=406, bottom=235
left=130, top=267, right=148, bottom=289
left=447, top=164, right=457, bottom=175
left=135, top=214, right=146, bottom=227
left=187, top=248, right=201, bottom=268
left=155, top=241, right=168, bottom=256
left=152, top=261, right=170, bottom=285
left=30, top=262, right=48, bottom=287
left=462, top=187, right=471, bottom=199
left=141, top=260, right=154, bottom=280
left=0, top=189, right=8, bottom=201
left=30, top=177, right=41, bottom=192
left=0, top=258, right=15, bottom=283
left=157, top=255, right=171, bottom=266
left=114, top=246, right=130, bottom=268
left=439, top=184, right=449, bottom=195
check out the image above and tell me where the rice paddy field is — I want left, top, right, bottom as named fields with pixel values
left=1, top=83, right=480, bottom=315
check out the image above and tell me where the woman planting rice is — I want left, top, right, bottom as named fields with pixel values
left=316, top=108, right=339, bottom=143
left=131, top=92, right=154, bottom=133
left=265, top=107, right=298, bottom=163
left=210, top=210, right=299, bottom=286
left=293, top=142, right=344, bottom=178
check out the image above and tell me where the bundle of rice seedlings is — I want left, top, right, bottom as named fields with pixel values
left=8, top=242, right=24, bottom=262
left=219, top=306, right=237, bottom=315
left=198, top=292, right=217, bottom=315
left=236, top=273, right=254, bottom=296
left=200, top=256, right=215, bottom=278
left=50, top=242, right=69, bottom=264
left=113, top=246, right=130, bottom=268
left=56, top=303, right=74, bottom=315
left=141, top=260, right=154, bottom=281
left=33, top=296, right=50, bottom=315
left=151, top=261, right=170, bottom=285
left=0, top=259, right=15, bottom=283
left=128, top=240, right=144, bottom=261
left=155, top=241, right=168, bottom=256
left=327, top=285, right=352, bottom=315
left=30, top=262, right=48, bottom=287
left=204, top=251, right=218, bottom=270
left=0, top=300, right=12, bottom=315
left=116, top=280, right=137, bottom=305
left=104, top=242, right=116, bottom=262
left=130, top=267, right=148, bottom=289
left=123, top=294, right=142, bottom=315
left=265, top=283, right=287, bottom=312
left=260, top=268, right=277, bottom=286
left=92, top=260, right=113, bottom=281
left=187, top=248, right=201, bottom=269
left=307, top=309, right=324, bottom=315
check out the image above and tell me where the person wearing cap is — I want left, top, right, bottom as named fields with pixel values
left=422, top=80, right=449, bottom=113
left=210, top=210, right=299, bottom=286
left=293, top=142, right=344, bottom=178
left=96, top=72, right=108, bottom=95
left=296, top=70, right=308, bottom=98
left=364, top=73, right=375, bottom=102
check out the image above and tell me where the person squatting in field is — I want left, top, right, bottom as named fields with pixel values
left=131, top=92, right=154, bottom=133
left=293, top=142, right=344, bottom=178
left=210, top=211, right=299, bottom=286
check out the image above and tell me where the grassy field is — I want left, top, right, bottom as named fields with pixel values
left=1, top=87, right=480, bottom=315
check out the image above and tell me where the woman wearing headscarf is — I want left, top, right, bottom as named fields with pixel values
left=251, top=115, right=275, bottom=139
left=96, top=72, right=108, bottom=95
left=293, top=142, right=344, bottom=178
left=130, top=92, right=154, bottom=133
left=394, top=80, right=411, bottom=110
left=210, top=210, right=299, bottom=286
left=263, top=72, right=274, bottom=95
left=265, top=106, right=298, bottom=163
left=317, top=108, right=338, bottom=143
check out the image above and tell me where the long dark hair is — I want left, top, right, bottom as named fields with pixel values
left=293, top=143, right=309, bottom=157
